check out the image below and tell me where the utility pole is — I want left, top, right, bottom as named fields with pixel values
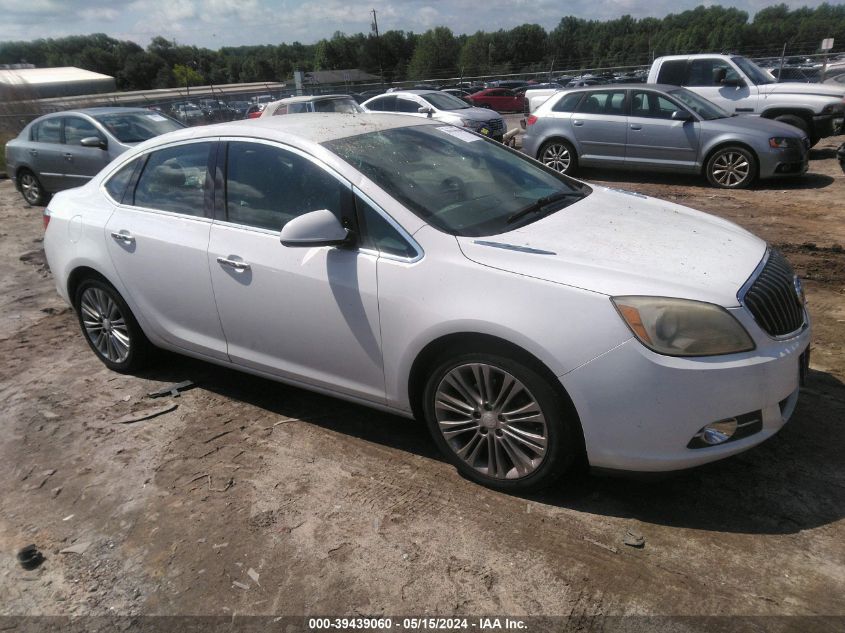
left=371, top=9, right=384, bottom=85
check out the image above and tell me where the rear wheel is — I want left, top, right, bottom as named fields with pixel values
left=423, top=352, right=577, bottom=492
left=539, top=139, right=577, bottom=175
left=18, top=169, right=48, bottom=206
left=705, top=146, right=757, bottom=189
left=74, top=278, right=153, bottom=373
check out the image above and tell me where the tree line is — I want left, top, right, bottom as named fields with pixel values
left=1, top=4, right=843, bottom=91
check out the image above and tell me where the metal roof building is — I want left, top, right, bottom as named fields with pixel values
left=0, top=66, right=115, bottom=99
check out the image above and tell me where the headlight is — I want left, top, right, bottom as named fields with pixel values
left=769, top=137, right=795, bottom=149
left=460, top=118, right=478, bottom=129
left=611, top=296, right=755, bottom=357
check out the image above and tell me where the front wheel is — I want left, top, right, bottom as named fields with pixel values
left=423, top=352, right=577, bottom=492
left=539, top=139, right=577, bottom=175
left=74, top=278, right=153, bottom=373
left=705, top=146, right=757, bottom=189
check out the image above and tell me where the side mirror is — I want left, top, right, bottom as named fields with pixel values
left=723, top=77, right=745, bottom=88
left=80, top=136, right=107, bottom=149
left=671, top=110, right=693, bottom=121
left=418, top=106, right=434, bottom=118
left=280, top=209, right=350, bottom=247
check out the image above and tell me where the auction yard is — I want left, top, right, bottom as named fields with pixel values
left=1, top=131, right=844, bottom=624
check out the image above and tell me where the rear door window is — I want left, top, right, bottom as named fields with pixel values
left=132, top=142, right=212, bottom=216
left=552, top=92, right=584, bottom=113
left=366, top=96, right=396, bottom=112
left=32, top=118, right=62, bottom=143
left=575, top=91, right=627, bottom=115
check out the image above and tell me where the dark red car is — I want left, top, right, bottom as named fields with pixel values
left=467, top=88, right=525, bottom=113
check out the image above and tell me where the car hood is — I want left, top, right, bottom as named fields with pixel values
left=759, top=82, right=845, bottom=98
left=703, top=114, right=807, bottom=137
left=456, top=187, right=766, bottom=306
left=443, top=107, right=504, bottom=122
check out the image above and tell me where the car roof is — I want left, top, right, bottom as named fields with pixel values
left=555, top=83, right=683, bottom=92
left=656, top=54, right=738, bottom=61
left=384, top=90, right=438, bottom=96
left=35, top=107, right=162, bottom=118
left=275, top=94, right=353, bottom=104
left=135, top=112, right=436, bottom=147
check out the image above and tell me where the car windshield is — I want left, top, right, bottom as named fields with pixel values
left=94, top=112, right=184, bottom=143
left=420, top=92, right=470, bottom=111
left=324, top=125, right=588, bottom=237
left=313, top=98, right=364, bottom=113
left=732, top=56, right=775, bottom=85
left=668, top=88, right=730, bottom=120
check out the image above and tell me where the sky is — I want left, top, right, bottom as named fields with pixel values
left=0, top=0, right=837, bottom=49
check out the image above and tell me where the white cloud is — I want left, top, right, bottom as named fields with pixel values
left=0, top=0, right=838, bottom=49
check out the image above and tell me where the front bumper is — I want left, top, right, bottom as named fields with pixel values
left=560, top=309, right=811, bottom=472
left=758, top=145, right=808, bottom=179
left=812, top=111, right=844, bottom=138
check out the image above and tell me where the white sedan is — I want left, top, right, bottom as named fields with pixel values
left=43, top=113, right=810, bottom=491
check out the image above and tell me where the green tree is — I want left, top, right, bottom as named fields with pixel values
left=172, top=63, right=203, bottom=89
left=407, top=27, right=459, bottom=80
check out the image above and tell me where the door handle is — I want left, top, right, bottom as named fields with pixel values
left=63, top=153, right=73, bottom=160
left=572, top=120, right=584, bottom=126
left=29, top=149, right=38, bottom=156
left=217, top=257, right=251, bottom=272
left=629, top=124, right=642, bottom=130
left=110, top=231, right=135, bottom=244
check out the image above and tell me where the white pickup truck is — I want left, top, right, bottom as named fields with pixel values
left=648, top=54, right=844, bottom=144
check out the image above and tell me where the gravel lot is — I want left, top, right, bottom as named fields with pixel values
left=1, top=131, right=844, bottom=629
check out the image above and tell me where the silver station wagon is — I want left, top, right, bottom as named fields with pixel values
left=521, top=84, right=810, bottom=189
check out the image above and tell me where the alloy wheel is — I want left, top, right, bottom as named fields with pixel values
left=434, top=363, right=548, bottom=480
left=20, top=172, right=42, bottom=205
left=542, top=144, right=571, bottom=173
left=711, top=151, right=751, bottom=187
left=79, top=287, right=131, bottom=363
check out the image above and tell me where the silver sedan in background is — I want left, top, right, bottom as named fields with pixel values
left=5, top=107, right=185, bottom=205
left=522, top=85, right=809, bottom=188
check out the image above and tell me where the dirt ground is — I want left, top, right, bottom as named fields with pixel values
left=0, top=132, right=844, bottom=630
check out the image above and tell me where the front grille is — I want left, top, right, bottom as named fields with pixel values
left=741, top=249, right=805, bottom=337
left=486, top=119, right=504, bottom=132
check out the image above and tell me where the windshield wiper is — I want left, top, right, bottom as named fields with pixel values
left=506, top=191, right=585, bottom=224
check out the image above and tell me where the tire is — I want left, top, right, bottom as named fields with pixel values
left=18, top=169, right=48, bottom=206
left=773, top=114, right=810, bottom=137
left=422, top=351, right=577, bottom=492
left=705, top=146, right=757, bottom=189
left=539, top=139, right=577, bottom=175
left=73, top=278, right=153, bottom=373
